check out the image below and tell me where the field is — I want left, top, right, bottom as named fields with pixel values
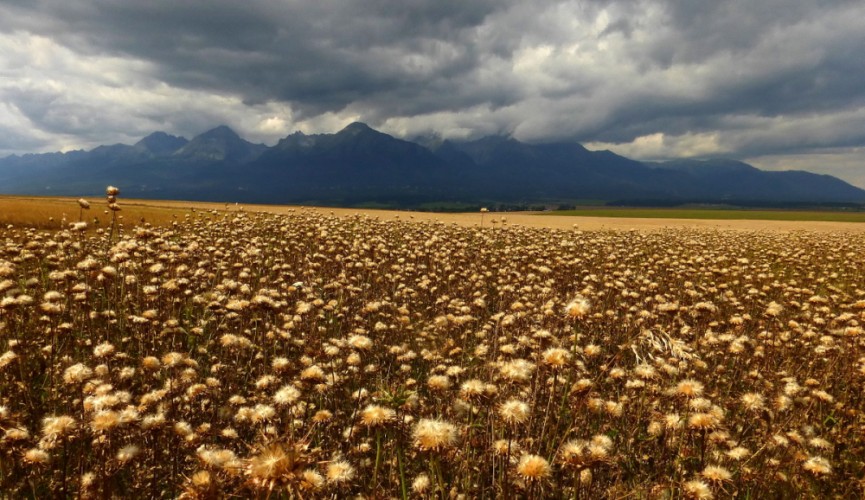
left=1, top=195, right=864, bottom=497
left=544, top=207, right=865, bottom=223
left=0, top=196, right=195, bottom=230
left=5, top=195, right=865, bottom=233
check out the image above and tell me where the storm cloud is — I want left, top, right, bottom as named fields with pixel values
left=1, top=0, right=864, bottom=186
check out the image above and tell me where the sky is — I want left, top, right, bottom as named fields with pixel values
left=1, top=0, right=864, bottom=188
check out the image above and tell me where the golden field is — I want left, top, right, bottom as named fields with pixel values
left=4, top=195, right=865, bottom=233
left=0, top=194, right=864, bottom=497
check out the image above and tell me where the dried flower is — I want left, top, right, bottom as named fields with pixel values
left=515, top=454, right=551, bottom=481
left=359, top=405, right=395, bottom=427
left=412, top=418, right=458, bottom=452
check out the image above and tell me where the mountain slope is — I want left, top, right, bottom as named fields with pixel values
left=434, top=137, right=692, bottom=200
left=242, top=122, right=464, bottom=203
left=1, top=124, right=863, bottom=205
left=648, top=159, right=865, bottom=203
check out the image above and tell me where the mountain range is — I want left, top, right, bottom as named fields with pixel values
left=1, top=122, right=864, bottom=207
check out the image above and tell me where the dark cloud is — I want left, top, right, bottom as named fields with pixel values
left=0, top=0, right=505, bottom=116
left=0, top=0, right=864, bottom=186
left=0, top=123, right=52, bottom=152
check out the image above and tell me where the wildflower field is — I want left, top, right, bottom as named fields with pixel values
left=1, top=197, right=864, bottom=498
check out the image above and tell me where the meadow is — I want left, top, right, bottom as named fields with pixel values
left=543, top=207, right=865, bottom=223
left=0, top=193, right=864, bottom=498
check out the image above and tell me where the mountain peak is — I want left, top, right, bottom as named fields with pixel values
left=134, top=131, right=188, bottom=156
left=174, top=126, right=265, bottom=163
left=196, top=125, right=241, bottom=141
left=338, top=122, right=374, bottom=135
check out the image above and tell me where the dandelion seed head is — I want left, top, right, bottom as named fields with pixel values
left=803, top=456, right=832, bottom=475
left=412, top=473, right=430, bottom=493
left=141, top=356, right=161, bottom=370
left=493, top=439, right=520, bottom=456
left=273, top=385, right=301, bottom=406
left=23, top=448, right=50, bottom=464
left=809, top=437, right=833, bottom=451
left=498, top=399, right=530, bottom=425
left=63, top=363, right=93, bottom=384
left=498, top=359, right=535, bottom=383
left=93, top=342, right=115, bottom=358
left=684, top=479, right=714, bottom=499
left=412, top=418, right=458, bottom=452
left=674, top=379, right=704, bottom=398
left=559, top=439, right=587, bottom=464
left=312, top=410, right=333, bottom=423
left=542, top=347, right=571, bottom=367
left=515, top=454, right=551, bottom=481
left=300, top=365, right=326, bottom=382
left=116, top=444, right=140, bottom=463
left=689, top=397, right=712, bottom=411
left=271, top=357, right=290, bottom=371
left=740, top=392, right=765, bottom=411
left=687, top=413, right=718, bottom=430
left=583, top=344, right=602, bottom=357
left=427, top=374, right=451, bottom=391
left=325, top=459, right=355, bottom=485
left=359, top=405, right=394, bottom=427
left=701, top=465, right=732, bottom=482
left=726, top=447, right=750, bottom=460
left=459, top=379, right=486, bottom=400
left=41, top=415, right=76, bottom=440
left=5, top=426, right=30, bottom=441
left=565, top=297, right=590, bottom=319
left=348, top=334, right=373, bottom=350
left=90, top=410, right=120, bottom=432
left=300, top=469, right=324, bottom=490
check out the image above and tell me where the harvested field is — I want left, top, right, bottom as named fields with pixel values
left=4, top=195, right=865, bottom=233
left=0, top=196, right=192, bottom=230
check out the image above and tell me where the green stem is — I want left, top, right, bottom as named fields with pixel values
left=397, top=443, right=408, bottom=500
left=431, top=455, right=446, bottom=496
left=372, top=429, right=383, bottom=488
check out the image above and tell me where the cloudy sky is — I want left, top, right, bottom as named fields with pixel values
left=2, top=0, right=864, bottom=187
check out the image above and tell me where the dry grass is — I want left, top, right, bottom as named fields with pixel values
left=0, top=196, right=192, bottom=230
left=1, top=194, right=864, bottom=497
left=5, top=195, right=865, bottom=233
left=276, top=206, right=865, bottom=233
